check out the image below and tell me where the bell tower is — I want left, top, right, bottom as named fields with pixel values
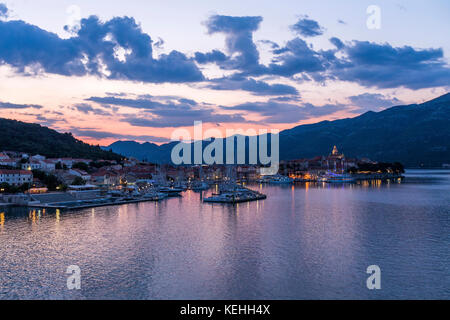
left=332, top=145, right=339, bottom=156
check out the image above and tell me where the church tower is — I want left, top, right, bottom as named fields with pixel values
left=332, top=145, right=339, bottom=156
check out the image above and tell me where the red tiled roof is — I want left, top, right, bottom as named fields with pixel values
left=0, top=169, right=32, bottom=175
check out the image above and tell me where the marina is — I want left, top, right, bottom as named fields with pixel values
left=0, top=169, right=448, bottom=299
left=0, top=169, right=406, bottom=210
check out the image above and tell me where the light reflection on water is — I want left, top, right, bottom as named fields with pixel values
left=0, top=169, right=449, bottom=299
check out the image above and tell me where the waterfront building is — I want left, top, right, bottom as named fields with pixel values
left=0, top=169, right=33, bottom=186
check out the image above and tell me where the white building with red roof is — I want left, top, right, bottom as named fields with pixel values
left=0, top=169, right=33, bottom=186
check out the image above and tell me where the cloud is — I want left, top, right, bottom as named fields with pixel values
left=0, top=101, right=43, bottom=109
left=291, top=17, right=325, bottom=37
left=268, top=38, right=325, bottom=76
left=328, top=40, right=450, bottom=89
left=154, top=37, right=164, bottom=49
left=258, top=40, right=280, bottom=49
left=0, top=3, right=8, bottom=18
left=194, top=50, right=227, bottom=64
left=348, top=93, right=403, bottom=111
left=87, top=95, right=248, bottom=128
left=0, top=15, right=203, bottom=83
left=195, top=15, right=450, bottom=90
left=71, top=128, right=171, bottom=143
left=73, top=103, right=114, bottom=116
left=206, top=75, right=299, bottom=96
left=124, top=112, right=246, bottom=128
left=204, top=15, right=264, bottom=73
left=1, top=9, right=448, bottom=92
left=35, top=114, right=67, bottom=126
left=329, top=37, right=344, bottom=50
left=86, top=96, right=174, bottom=110
left=221, top=100, right=343, bottom=123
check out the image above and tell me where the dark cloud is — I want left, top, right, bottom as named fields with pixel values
left=258, top=40, right=280, bottom=49
left=206, top=76, right=299, bottom=96
left=194, top=50, right=227, bottom=64
left=154, top=37, right=164, bottom=49
left=71, top=128, right=171, bottom=143
left=291, top=17, right=325, bottom=37
left=1, top=8, right=448, bottom=92
left=73, top=103, right=114, bottom=116
left=204, top=15, right=264, bottom=73
left=221, top=100, right=343, bottom=123
left=87, top=95, right=247, bottom=128
left=269, top=38, right=325, bottom=76
left=0, top=101, right=43, bottom=109
left=195, top=15, right=450, bottom=90
left=124, top=112, right=246, bottom=128
left=0, top=3, right=8, bottom=18
left=329, top=37, right=345, bottom=50
left=348, top=93, right=403, bottom=111
left=0, top=20, right=85, bottom=76
left=0, top=15, right=203, bottom=83
left=178, top=98, right=197, bottom=106
left=329, top=40, right=450, bottom=89
left=86, top=96, right=171, bottom=110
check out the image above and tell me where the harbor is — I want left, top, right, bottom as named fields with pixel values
left=0, top=146, right=405, bottom=210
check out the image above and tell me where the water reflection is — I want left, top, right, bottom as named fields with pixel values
left=0, top=170, right=448, bottom=299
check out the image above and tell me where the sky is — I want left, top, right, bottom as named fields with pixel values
left=0, top=0, right=449, bottom=145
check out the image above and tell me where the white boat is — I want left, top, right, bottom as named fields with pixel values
left=265, top=174, right=294, bottom=184
left=203, top=191, right=266, bottom=203
left=158, top=186, right=183, bottom=196
left=319, top=173, right=355, bottom=183
left=204, top=183, right=266, bottom=203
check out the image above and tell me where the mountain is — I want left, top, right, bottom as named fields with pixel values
left=279, top=93, right=450, bottom=166
left=0, top=118, right=122, bottom=161
left=106, top=93, right=450, bottom=167
left=103, top=140, right=177, bottom=163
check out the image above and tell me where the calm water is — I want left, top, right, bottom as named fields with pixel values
left=0, top=170, right=449, bottom=299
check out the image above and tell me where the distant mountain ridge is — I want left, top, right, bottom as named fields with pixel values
left=0, top=118, right=122, bottom=161
left=106, top=93, right=450, bottom=167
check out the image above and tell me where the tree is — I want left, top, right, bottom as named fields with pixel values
left=71, top=176, right=86, bottom=185
left=32, top=170, right=63, bottom=191
left=0, top=118, right=123, bottom=161
left=0, top=182, right=10, bottom=193
left=72, top=162, right=89, bottom=172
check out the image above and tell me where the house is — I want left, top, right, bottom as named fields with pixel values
left=69, top=169, right=91, bottom=181
left=40, top=160, right=56, bottom=172
left=72, top=159, right=91, bottom=165
left=0, top=170, right=33, bottom=186
left=53, top=158, right=76, bottom=168
left=0, top=153, right=9, bottom=160
left=31, top=154, right=46, bottom=161
left=0, top=153, right=18, bottom=167
left=123, top=158, right=138, bottom=167
left=21, top=160, right=43, bottom=171
left=90, top=170, right=121, bottom=186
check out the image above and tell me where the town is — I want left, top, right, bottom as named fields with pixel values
left=0, top=146, right=404, bottom=208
